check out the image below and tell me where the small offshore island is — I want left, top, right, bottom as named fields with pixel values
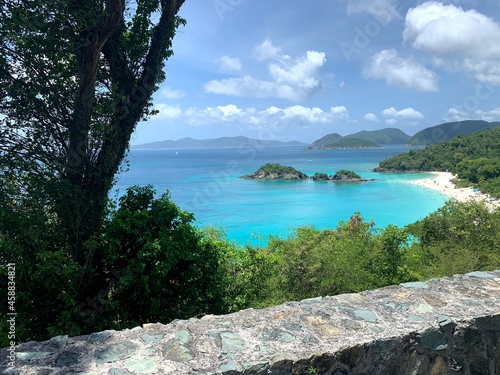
left=306, top=137, right=381, bottom=150
left=319, top=137, right=380, bottom=150
left=241, top=163, right=371, bottom=182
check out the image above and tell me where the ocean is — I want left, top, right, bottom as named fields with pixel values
left=114, top=144, right=448, bottom=246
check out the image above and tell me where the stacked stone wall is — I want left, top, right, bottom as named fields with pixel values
left=2, top=270, right=500, bottom=374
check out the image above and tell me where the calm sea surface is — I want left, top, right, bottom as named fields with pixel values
left=114, top=145, right=448, bottom=246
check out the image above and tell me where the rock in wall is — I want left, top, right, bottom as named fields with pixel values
left=1, top=270, right=500, bottom=374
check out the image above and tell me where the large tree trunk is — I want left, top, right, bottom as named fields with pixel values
left=61, top=0, right=185, bottom=265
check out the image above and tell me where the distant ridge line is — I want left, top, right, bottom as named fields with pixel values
left=132, top=136, right=307, bottom=149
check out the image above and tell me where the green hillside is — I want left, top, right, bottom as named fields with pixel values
left=324, top=138, right=380, bottom=149
left=375, top=127, right=500, bottom=197
left=345, top=128, right=410, bottom=144
left=408, top=120, right=500, bottom=146
left=306, top=133, right=343, bottom=149
left=255, top=163, right=303, bottom=175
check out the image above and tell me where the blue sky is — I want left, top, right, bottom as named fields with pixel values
left=131, top=0, right=500, bottom=144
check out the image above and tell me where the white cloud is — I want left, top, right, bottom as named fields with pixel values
left=160, top=87, right=185, bottom=99
left=347, top=0, right=401, bottom=22
left=363, top=49, right=439, bottom=92
left=215, top=104, right=245, bottom=118
left=254, top=38, right=283, bottom=61
left=204, top=76, right=280, bottom=99
left=382, top=107, right=424, bottom=125
left=364, top=113, right=379, bottom=122
left=404, top=1, right=500, bottom=84
left=444, top=106, right=500, bottom=122
left=217, top=55, right=242, bottom=73
left=268, top=50, right=326, bottom=90
left=475, top=107, right=500, bottom=122
left=443, top=108, right=470, bottom=122
left=151, top=103, right=349, bottom=129
left=153, top=104, right=183, bottom=119
left=270, top=105, right=348, bottom=122
left=205, top=40, right=327, bottom=101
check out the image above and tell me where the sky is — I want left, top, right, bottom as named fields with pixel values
left=131, top=0, right=500, bottom=145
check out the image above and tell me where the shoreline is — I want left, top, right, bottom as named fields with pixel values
left=407, top=171, right=499, bottom=210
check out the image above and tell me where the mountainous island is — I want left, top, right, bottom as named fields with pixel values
left=306, top=128, right=409, bottom=150
left=131, top=122, right=500, bottom=150
left=321, top=138, right=380, bottom=149
left=407, top=120, right=500, bottom=146
left=132, top=136, right=306, bottom=149
left=306, top=133, right=343, bottom=150
left=241, top=163, right=369, bottom=182
left=345, top=128, right=411, bottom=144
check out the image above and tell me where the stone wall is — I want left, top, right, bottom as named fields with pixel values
left=2, top=270, right=500, bottom=375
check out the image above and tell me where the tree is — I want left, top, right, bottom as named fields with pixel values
left=0, top=0, right=186, bottom=264
left=94, top=186, right=228, bottom=331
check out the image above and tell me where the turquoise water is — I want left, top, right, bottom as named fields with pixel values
left=115, top=145, right=448, bottom=246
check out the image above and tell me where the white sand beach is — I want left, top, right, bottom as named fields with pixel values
left=407, top=172, right=499, bottom=211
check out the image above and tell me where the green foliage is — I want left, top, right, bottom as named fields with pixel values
left=256, top=163, right=304, bottom=175
left=478, top=177, right=500, bottom=198
left=408, top=120, right=500, bottom=146
left=406, top=201, right=500, bottom=278
left=89, top=186, right=230, bottom=330
left=2, top=178, right=499, bottom=347
left=345, top=128, right=410, bottom=144
left=377, top=127, right=500, bottom=197
left=374, top=225, right=411, bottom=284
left=0, top=0, right=186, bottom=264
left=202, top=227, right=276, bottom=312
left=324, top=138, right=380, bottom=149
left=0, top=185, right=240, bottom=345
left=312, top=172, right=329, bottom=180
left=379, top=127, right=500, bottom=172
left=0, top=0, right=189, bottom=345
left=332, top=170, right=363, bottom=180
left=308, top=133, right=343, bottom=149
left=237, top=201, right=500, bottom=309
left=255, top=215, right=411, bottom=307
left=0, top=177, right=84, bottom=344
left=455, top=157, right=500, bottom=183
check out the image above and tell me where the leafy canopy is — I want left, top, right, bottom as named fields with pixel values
left=0, top=0, right=186, bottom=261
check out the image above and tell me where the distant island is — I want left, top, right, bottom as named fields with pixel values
left=131, top=136, right=307, bottom=149
left=407, top=120, right=500, bottom=146
left=241, top=163, right=370, bottom=182
left=322, top=138, right=380, bottom=149
left=130, top=122, right=500, bottom=150
left=313, top=170, right=369, bottom=182
left=240, top=163, right=308, bottom=180
left=306, top=133, right=343, bottom=150
left=344, top=128, right=411, bottom=144
left=306, top=128, right=409, bottom=150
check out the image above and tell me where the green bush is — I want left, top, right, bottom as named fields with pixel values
left=92, top=186, right=229, bottom=330
left=0, top=185, right=244, bottom=344
left=406, top=200, right=500, bottom=279
left=0, top=179, right=83, bottom=345
left=254, top=215, right=413, bottom=307
left=257, top=163, right=303, bottom=175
